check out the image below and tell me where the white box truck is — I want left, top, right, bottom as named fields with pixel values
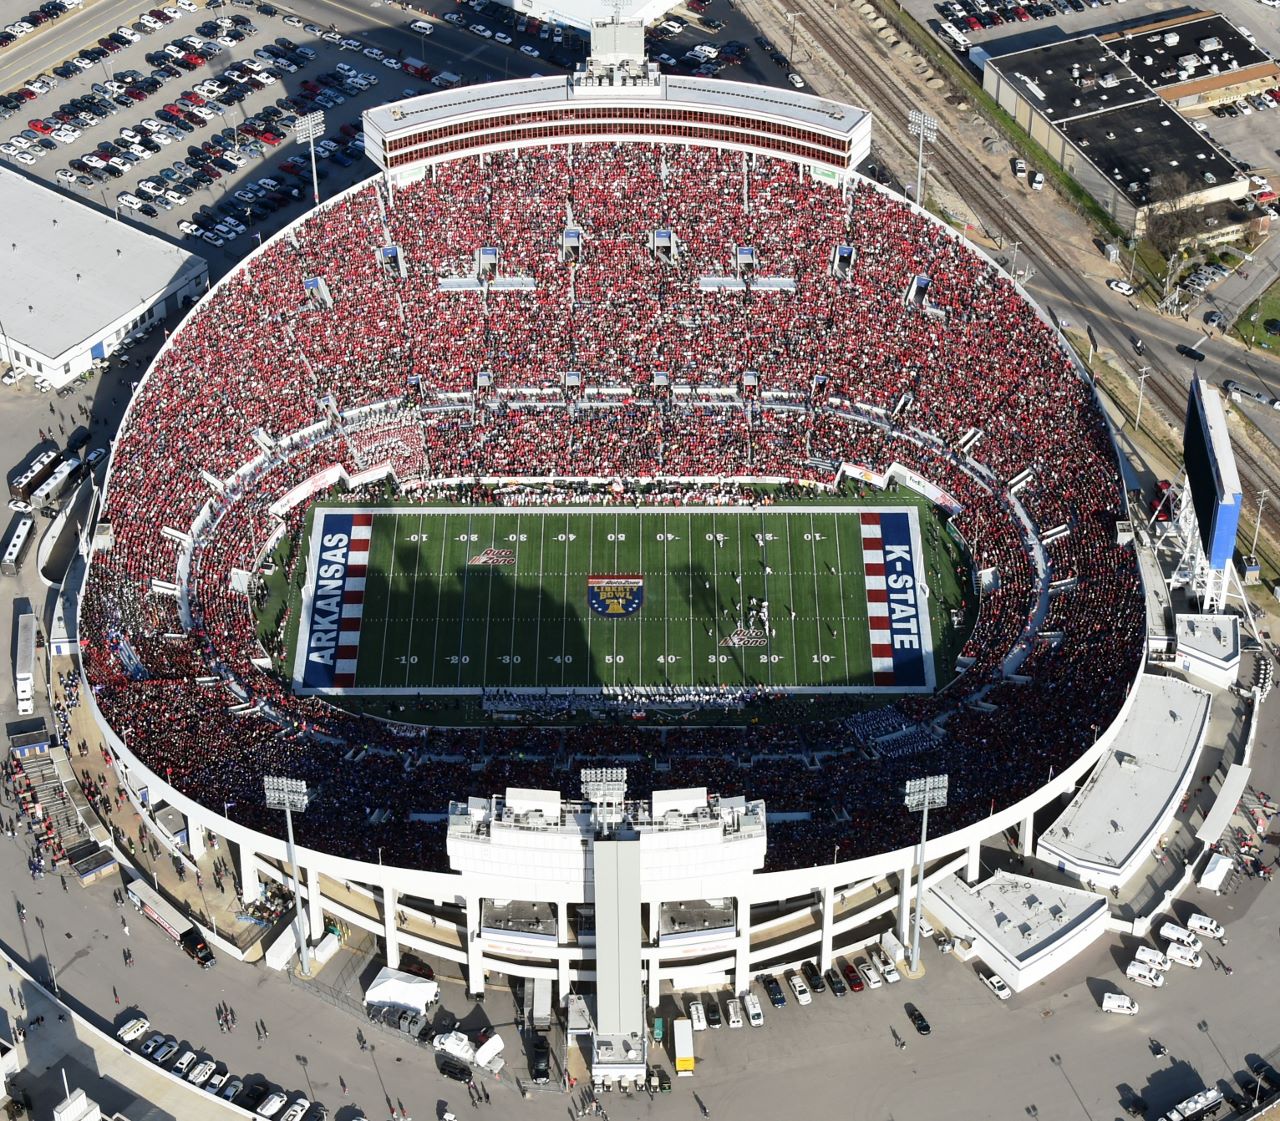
left=531, top=977, right=552, bottom=1031
left=15, top=612, right=35, bottom=716
left=673, top=1017, right=694, bottom=1076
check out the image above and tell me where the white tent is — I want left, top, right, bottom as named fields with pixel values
left=1198, top=851, right=1234, bottom=894
left=364, top=966, right=440, bottom=1013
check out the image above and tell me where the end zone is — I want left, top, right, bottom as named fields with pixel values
left=860, top=509, right=934, bottom=689
left=292, top=510, right=371, bottom=691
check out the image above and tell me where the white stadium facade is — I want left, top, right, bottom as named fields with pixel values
left=72, top=26, right=1205, bottom=1081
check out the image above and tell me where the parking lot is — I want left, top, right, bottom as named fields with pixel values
left=0, top=0, right=581, bottom=275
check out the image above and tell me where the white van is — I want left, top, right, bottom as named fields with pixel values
left=1125, top=960, right=1165, bottom=989
left=1134, top=946, right=1171, bottom=971
left=688, top=999, right=707, bottom=1031
left=1160, top=922, right=1203, bottom=953
left=725, top=998, right=743, bottom=1029
left=1102, top=992, right=1139, bottom=1015
left=743, top=993, right=764, bottom=1027
left=1187, top=913, right=1225, bottom=942
left=1166, top=942, right=1203, bottom=969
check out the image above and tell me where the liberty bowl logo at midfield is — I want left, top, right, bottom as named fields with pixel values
left=587, top=574, right=644, bottom=617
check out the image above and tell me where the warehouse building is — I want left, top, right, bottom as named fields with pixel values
left=978, top=10, right=1279, bottom=234
left=0, top=168, right=207, bottom=388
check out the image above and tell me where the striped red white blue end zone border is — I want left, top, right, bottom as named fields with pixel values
left=860, top=511, right=929, bottom=688
left=298, top=511, right=371, bottom=690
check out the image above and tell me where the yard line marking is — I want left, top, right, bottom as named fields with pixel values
left=735, top=513, right=746, bottom=687
left=532, top=512, right=545, bottom=688
left=453, top=512, right=476, bottom=689
left=684, top=513, right=695, bottom=688
left=662, top=512, right=672, bottom=688
left=559, top=512, right=571, bottom=688
left=402, top=511, right=425, bottom=687
left=612, top=512, right=619, bottom=689
left=711, top=511, right=721, bottom=689
left=636, top=511, right=644, bottom=683
left=831, top=511, right=851, bottom=681
left=808, top=512, right=825, bottom=687
left=428, top=511, right=449, bottom=689
left=479, top=512, right=497, bottom=684
left=376, top=513, right=399, bottom=689
left=758, top=508, right=774, bottom=691
left=785, top=512, right=799, bottom=669
left=586, top=515, right=595, bottom=686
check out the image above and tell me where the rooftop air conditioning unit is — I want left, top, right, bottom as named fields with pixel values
left=1163, top=31, right=1180, bottom=46
left=1198, top=37, right=1221, bottom=51
left=1098, top=71, right=1119, bottom=87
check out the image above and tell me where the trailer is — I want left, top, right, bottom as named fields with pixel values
left=673, top=1017, right=694, bottom=1077
left=531, top=976, right=552, bottom=1030
left=15, top=612, right=35, bottom=716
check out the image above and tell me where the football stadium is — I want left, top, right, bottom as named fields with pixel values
left=75, top=34, right=1147, bottom=1012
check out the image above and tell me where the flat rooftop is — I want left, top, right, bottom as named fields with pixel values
left=987, top=36, right=1152, bottom=123
left=365, top=73, right=866, bottom=141
left=1062, top=97, right=1239, bottom=206
left=658, top=898, right=735, bottom=937
left=1177, top=612, right=1240, bottom=664
left=1038, top=674, right=1210, bottom=872
left=0, top=167, right=206, bottom=361
left=1100, top=12, right=1280, bottom=97
left=931, top=871, right=1106, bottom=963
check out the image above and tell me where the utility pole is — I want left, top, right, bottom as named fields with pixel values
left=1007, top=240, right=1021, bottom=281
left=908, top=110, right=937, bottom=206
left=1133, top=366, right=1151, bottom=435
left=784, top=11, right=800, bottom=62
left=1252, top=489, right=1269, bottom=556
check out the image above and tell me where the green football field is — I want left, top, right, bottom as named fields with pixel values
left=291, top=503, right=952, bottom=695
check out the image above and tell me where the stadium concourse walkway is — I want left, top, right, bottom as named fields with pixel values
left=49, top=656, right=264, bottom=959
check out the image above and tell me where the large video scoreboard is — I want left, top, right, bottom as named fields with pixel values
left=1183, top=378, right=1242, bottom=570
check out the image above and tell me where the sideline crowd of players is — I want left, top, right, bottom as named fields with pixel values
left=77, top=143, right=1145, bottom=872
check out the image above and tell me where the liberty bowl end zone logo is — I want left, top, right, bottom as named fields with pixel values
left=587, top=574, right=644, bottom=617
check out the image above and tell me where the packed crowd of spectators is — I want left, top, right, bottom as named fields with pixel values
left=75, top=142, right=1146, bottom=873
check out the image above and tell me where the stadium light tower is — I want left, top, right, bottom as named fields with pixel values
left=907, top=110, right=937, bottom=207
left=296, top=110, right=325, bottom=208
left=904, top=773, right=948, bottom=972
left=263, top=775, right=313, bottom=977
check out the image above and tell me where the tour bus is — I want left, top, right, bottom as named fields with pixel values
left=1, top=515, right=35, bottom=576
left=29, top=458, right=78, bottom=508
left=938, top=20, right=971, bottom=53
left=9, top=449, right=60, bottom=501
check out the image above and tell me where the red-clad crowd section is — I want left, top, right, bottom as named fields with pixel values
left=78, top=143, right=1145, bottom=872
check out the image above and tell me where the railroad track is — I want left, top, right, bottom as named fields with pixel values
left=766, top=0, right=1280, bottom=564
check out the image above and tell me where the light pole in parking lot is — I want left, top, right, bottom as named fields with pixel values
left=908, top=109, right=937, bottom=207
left=296, top=109, right=324, bottom=208
left=263, top=774, right=313, bottom=977
left=904, top=773, right=948, bottom=973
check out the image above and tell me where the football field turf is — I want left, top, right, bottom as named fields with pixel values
left=292, top=504, right=940, bottom=695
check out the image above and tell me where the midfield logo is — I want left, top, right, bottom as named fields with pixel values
left=587, top=574, right=644, bottom=617
left=469, top=548, right=516, bottom=566
left=720, top=628, right=768, bottom=648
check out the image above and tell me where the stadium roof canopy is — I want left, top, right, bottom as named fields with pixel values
left=0, top=167, right=207, bottom=365
left=367, top=72, right=866, bottom=144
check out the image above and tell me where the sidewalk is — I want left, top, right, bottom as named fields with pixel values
left=0, top=951, right=241, bottom=1121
